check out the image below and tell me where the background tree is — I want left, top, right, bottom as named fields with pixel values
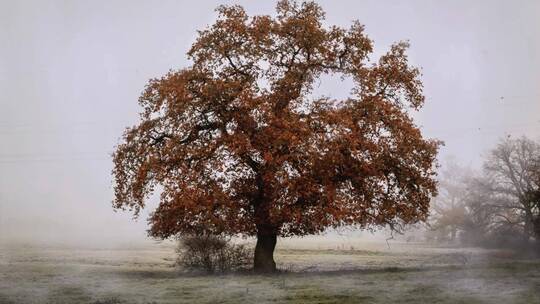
left=458, top=177, right=499, bottom=246
left=112, top=0, right=440, bottom=272
left=483, top=137, right=540, bottom=243
left=426, top=160, right=494, bottom=245
left=428, top=160, right=471, bottom=243
left=532, top=169, right=540, bottom=245
left=427, top=138, right=540, bottom=249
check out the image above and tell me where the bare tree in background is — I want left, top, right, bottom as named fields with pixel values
left=483, top=137, right=540, bottom=244
left=428, top=143, right=540, bottom=249
left=532, top=169, right=540, bottom=243
left=428, top=160, right=471, bottom=243
left=458, top=176, right=499, bottom=246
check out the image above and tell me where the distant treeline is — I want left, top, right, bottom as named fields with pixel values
left=427, top=136, right=540, bottom=251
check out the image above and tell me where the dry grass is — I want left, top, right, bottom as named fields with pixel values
left=0, top=241, right=539, bottom=303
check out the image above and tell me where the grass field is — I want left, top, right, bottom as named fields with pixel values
left=1, top=240, right=539, bottom=304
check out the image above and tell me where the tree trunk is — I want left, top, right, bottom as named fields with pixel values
left=524, top=211, right=533, bottom=243
left=533, top=216, right=540, bottom=252
left=254, top=232, right=277, bottom=273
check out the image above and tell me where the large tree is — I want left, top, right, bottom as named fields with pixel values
left=112, top=0, right=440, bottom=272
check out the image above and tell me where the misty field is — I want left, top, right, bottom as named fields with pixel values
left=1, top=241, right=539, bottom=304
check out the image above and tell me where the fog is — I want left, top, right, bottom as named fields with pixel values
left=1, top=0, right=539, bottom=246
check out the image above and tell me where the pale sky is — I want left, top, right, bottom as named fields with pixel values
left=1, top=0, right=539, bottom=245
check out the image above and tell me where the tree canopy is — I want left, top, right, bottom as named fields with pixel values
left=112, top=0, right=440, bottom=271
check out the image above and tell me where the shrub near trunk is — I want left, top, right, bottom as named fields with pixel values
left=176, top=235, right=251, bottom=273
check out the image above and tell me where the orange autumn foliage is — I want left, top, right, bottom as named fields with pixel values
left=112, top=1, right=440, bottom=241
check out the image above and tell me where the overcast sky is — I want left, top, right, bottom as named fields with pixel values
left=1, top=0, right=539, bottom=245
